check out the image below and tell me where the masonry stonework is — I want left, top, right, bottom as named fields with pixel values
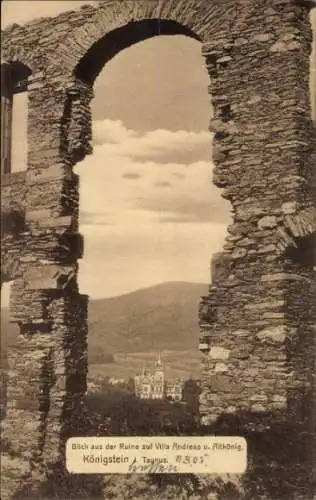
left=1, top=1, right=315, bottom=498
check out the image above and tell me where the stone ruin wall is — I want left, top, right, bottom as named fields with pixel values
left=0, top=0, right=315, bottom=498
left=198, top=3, right=316, bottom=425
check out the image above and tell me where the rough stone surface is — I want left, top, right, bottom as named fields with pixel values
left=198, top=0, right=315, bottom=425
left=0, top=0, right=315, bottom=498
left=256, top=325, right=287, bottom=343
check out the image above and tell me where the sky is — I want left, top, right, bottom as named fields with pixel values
left=2, top=1, right=316, bottom=302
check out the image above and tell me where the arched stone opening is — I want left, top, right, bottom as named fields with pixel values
left=56, top=0, right=316, bottom=430
left=75, top=19, right=200, bottom=85
left=60, top=17, right=206, bottom=166
left=73, top=31, right=232, bottom=381
left=1, top=61, right=31, bottom=174
left=1, top=58, right=31, bottom=291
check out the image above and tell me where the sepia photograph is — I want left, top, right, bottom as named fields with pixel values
left=1, top=0, right=316, bottom=499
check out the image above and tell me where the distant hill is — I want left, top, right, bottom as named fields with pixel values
left=1, top=282, right=208, bottom=364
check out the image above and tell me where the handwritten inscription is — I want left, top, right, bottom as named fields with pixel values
left=128, top=457, right=178, bottom=473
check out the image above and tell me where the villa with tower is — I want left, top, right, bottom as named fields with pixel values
left=134, top=355, right=184, bottom=402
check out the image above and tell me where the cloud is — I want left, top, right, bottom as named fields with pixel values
left=92, top=119, right=212, bottom=164
left=135, top=192, right=228, bottom=225
left=93, top=119, right=137, bottom=145
left=80, top=210, right=111, bottom=226
left=78, top=220, right=228, bottom=299
left=154, top=181, right=172, bottom=188
left=122, top=172, right=143, bottom=180
left=172, top=172, right=185, bottom=180
left=128, top=159, right=230, bottom=225
left=75, top=120, right=230, bottom=229
left=74, top=118, right=232, bottom=298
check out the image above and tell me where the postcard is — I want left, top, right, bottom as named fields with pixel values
left=1, top=1, right=315, bottom=499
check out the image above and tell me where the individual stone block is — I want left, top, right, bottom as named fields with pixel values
left=24, top=264, right=77, bottom=290
left=209, top=346, right=230, bottom=360
left=210, top=252, right=232, bottom=284
left=258, top=215, right=278, bottom=229
left=256, top=326, right=287, bottom=344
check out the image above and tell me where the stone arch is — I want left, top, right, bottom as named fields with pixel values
left=1, top=49, right=37, bottom=78
left=1, top=60, right=32, bottom=176
left=50, top=0, right=239, bottom=79
left=52, top=0, right=242, bottom=168
left=48, top=2, right=316, bottom=419
left=74, top=18, right=200, bottom=85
